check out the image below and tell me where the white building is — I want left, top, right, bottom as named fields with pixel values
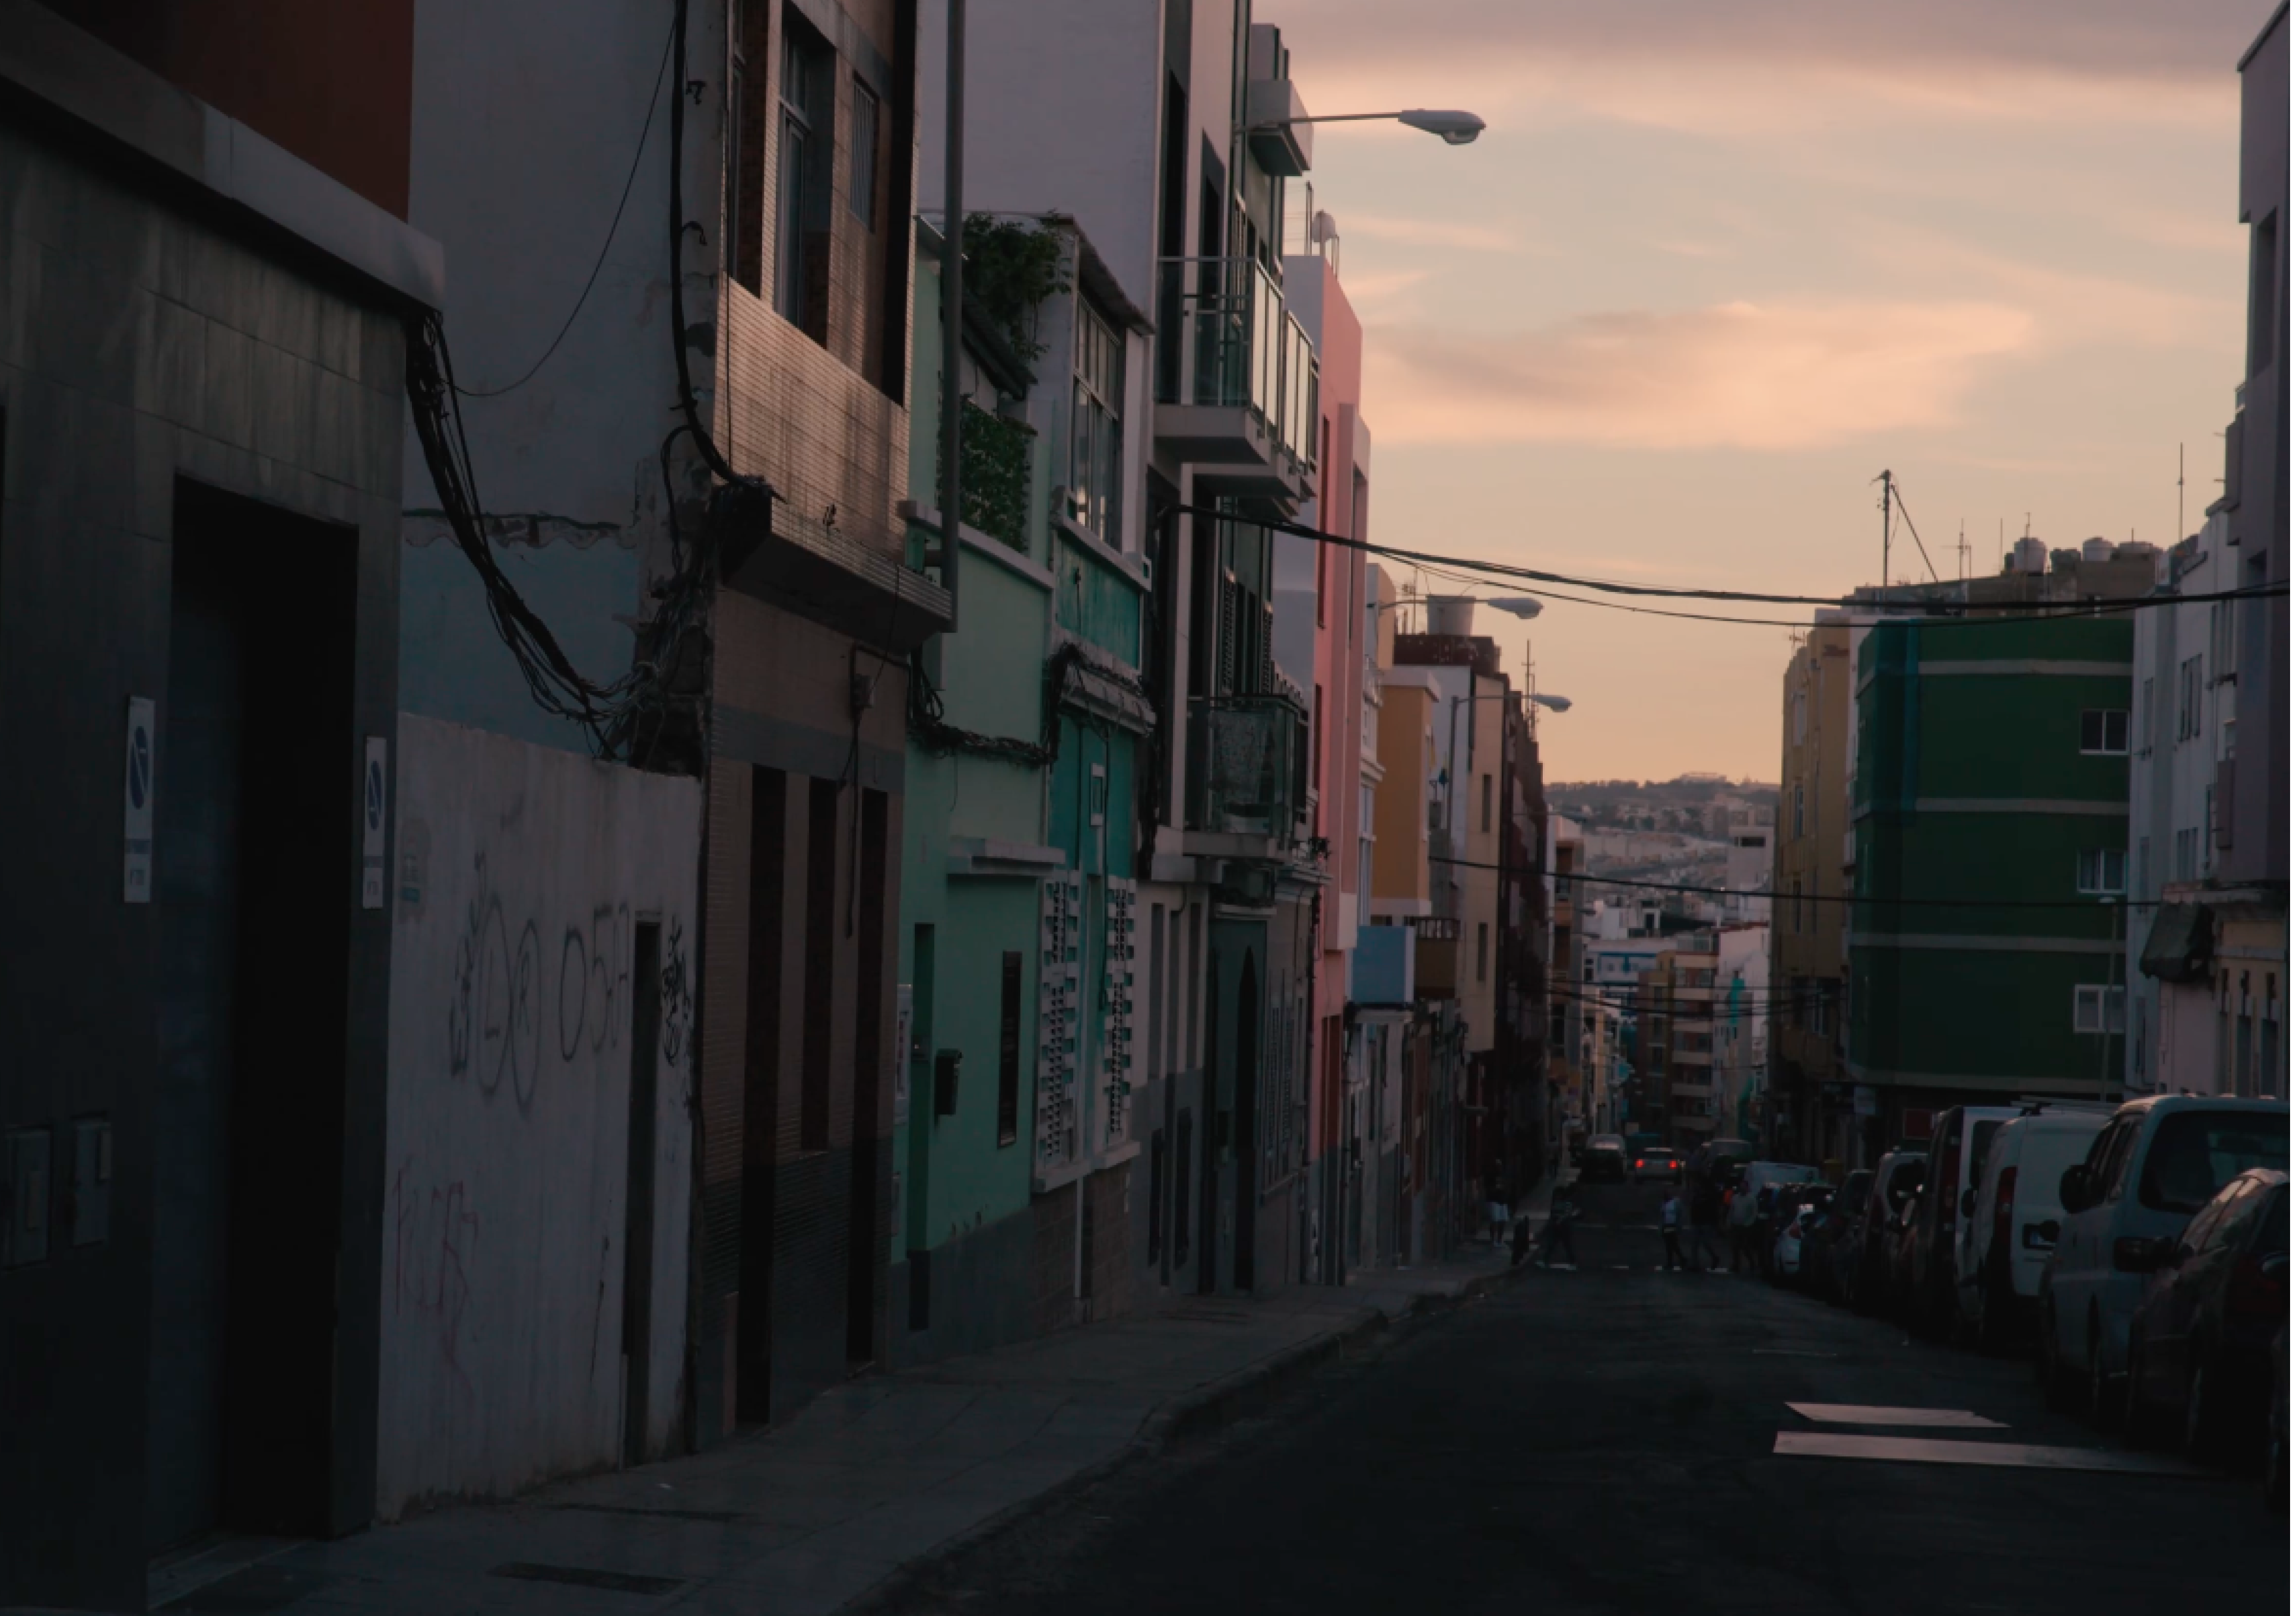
left=2129, top=515, right=2270, bottom=1095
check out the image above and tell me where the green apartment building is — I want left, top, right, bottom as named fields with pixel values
left=890, top=220, right=1154, bottom=1365
left=1848, top=613, right=2133, bottom=1139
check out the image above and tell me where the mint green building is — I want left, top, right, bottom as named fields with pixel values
left=1848, top=613, right=2133, bottom=1140
left=890, top=219, right=1154, bottom=1364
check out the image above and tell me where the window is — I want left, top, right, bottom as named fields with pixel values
left=1071, top=299, right=1124, bottom=539
left=775, top=12, right=833, bottom=334
left=2075, top=848, right=2127, bottom=895
left=2177, top=657, right=2203, bottom=740
left=1480, top=773, right=1492, bottom=834
left=1476, top=922, right=1489, bottom=983
left=726, top=0, right=770, bottom=291
left=2079, top=709, right=2129, bottom=755
left=1793, top=783, right=1805, bottom=839
left=2176, top=826, right=2199, bottom=882
left=2211, top=603, right=2239, bottom=685
left=848, top=78, right=879, bottom=227
left=1089, top=762, right=1109, bottom=828
left=2250, top=209, right=2278, bottom=380
left=997, top=952, right=1023, bottom=1145
left=2138, top=1110, right=2287, bottom=1215
left=2072, top=984, right=2126, bottom=1035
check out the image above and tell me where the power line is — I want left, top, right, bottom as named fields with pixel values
left=1431, top=853, right=2160, bottom=910
left=456, top=14, right=676, bottom=400
left=1165, top=500, right=2285, bottom=626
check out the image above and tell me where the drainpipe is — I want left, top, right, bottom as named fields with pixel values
left=938, top=0, right=965, bottom=629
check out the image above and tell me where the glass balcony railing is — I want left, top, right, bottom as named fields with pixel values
left=1155, top=256, right=1319, bottom=476
left=1187, top=693, right=1308, bottom=841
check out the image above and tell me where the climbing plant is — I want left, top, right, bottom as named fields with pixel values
left=962, top=215, right=1069, bottom=363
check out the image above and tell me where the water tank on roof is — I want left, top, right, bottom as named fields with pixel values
left=1426, top=595, right=1476, bottom=636
left=2113, top=541, right=2158, bottom=563
left=2082, top=537, right=2113, bottom=564
left=2011, top=537, right=2047, bottom=575
left=2050, top=548, right=2082, bottom=573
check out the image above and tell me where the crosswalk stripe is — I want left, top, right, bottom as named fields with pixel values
left=1787, top=1403, right=2005, bottom=1429
left=1773, top=1431, right=2200, bottom=1475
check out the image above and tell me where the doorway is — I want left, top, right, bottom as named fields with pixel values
left=1196, top=947, right=1220, bottom=1295
left=146, top=479, right=356, bottom=1551
left=1233, top=953, right=1258, bottom=1292
left=623, top=923, right=662, bottom=1466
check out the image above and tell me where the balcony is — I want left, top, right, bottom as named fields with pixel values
left=1187, top=693, right=1308, bottom=843
left=1154, top=256, right=1318, bottom=502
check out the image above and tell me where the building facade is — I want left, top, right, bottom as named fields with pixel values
left=1848, top=611, right=2134, bottom=1137
left=1772, top=617, right=1856, bottom=1164
left=0, top=3, right=436, bottom=1604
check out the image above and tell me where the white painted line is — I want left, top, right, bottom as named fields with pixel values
left=1787, top=1403, right=2006, bottom=1429
left=1772, top=1431, right=2201, bottom=1475
left=1752, top=1349, right=1839, bottom=1358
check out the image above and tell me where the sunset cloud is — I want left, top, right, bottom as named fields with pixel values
left=1365, top=299, right=2034, bottom=449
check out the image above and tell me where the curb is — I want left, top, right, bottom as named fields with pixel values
left=839, top=1303, right=1400, bottom=1614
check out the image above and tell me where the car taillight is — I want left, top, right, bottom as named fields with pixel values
left=2230, top=1253, right=2287, bottom=1320
left=1635, top=1159, right=1645, bottom=1169
left=1993, top=1167, right=2017, bottom=1247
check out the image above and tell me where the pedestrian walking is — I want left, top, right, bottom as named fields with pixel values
left=1535, top=1187, right=1580, bottom=1269
left=1727, top=1178, right=1761, bottom=1273
left=1485, top=1177, right=1510, bottom=1246
left=1659, top=1187, right=1688, bottom=1271
left=1688, top=1174, right=1724, bottom=1272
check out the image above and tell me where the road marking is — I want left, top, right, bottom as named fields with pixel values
left=1787, top=1403, right=2006, bottom=1429
left=1772, top=1431, right=2202, bottom=1475
left=1752, top=1349, right=1839, bottom=1358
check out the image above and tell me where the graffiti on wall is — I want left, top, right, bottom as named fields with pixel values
left=390, top=1160, right=480, bottom=1403
left=661, top=914, right=692, bottom=1070
left=557, top=903, right=633, bottom=1064
left=446, top=851, right=543, bottom=1110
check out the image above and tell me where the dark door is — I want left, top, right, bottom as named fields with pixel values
left=1197, top=948, right=1220, bottom=1295
left=846, top=790, right=889, bottom=1365
left=623, top=923, right=662, bottom=1466
left=1233, top=953, right=1258, bottom=1292
left=148, top=480, right=356, bottom=1549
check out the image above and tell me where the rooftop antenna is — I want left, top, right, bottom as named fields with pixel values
left=1956, top=519, right=1970, bottom=581
left=2177, top=443, right=2185, bottom=541
left=1873, top=468, right=1894, bottom=587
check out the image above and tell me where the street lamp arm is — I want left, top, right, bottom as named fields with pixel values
left=1250, top=108, right=1486, bottom=144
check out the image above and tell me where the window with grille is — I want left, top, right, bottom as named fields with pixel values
left=1071, top=298, right=1125, bottom=540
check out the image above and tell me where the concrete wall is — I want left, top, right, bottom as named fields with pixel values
left=378, top=713, right=699, bottom=1516
left=400, top=0, right=684, bottom=753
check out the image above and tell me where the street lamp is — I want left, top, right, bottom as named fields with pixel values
left=1253, top=108, right=1488, bottom=145
left=1531, top=693, right=1572, bottom=714
left=1485, top=598, right=1543, bottom=620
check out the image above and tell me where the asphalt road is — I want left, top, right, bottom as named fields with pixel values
left=877, top=1178, right=2285, bottom=1616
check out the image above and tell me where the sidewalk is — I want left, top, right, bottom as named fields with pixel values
left=141, top=1253, right=1527, bottom=1616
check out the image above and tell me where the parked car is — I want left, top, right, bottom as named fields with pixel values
left=2037, top=1095, right=2289, bottom=1427
left=1764, top=1183, right=1832, bottom=1281
left=1809, top=1168, right=1873, bottom=1303
left=1902, top=1105, right=2022, bottom=1337
left=2124, top=1167, right=2288, bottom=1459
left=1687, top=1137, right=1756, bottom=1194
left=1953, top=1107, right=2113, bottom=1351
left=1583, top=1135, right=1627, bottom=1181
left=1849, top=1149, right=1925, bottom=1314
left=1632, top=1148, right=1685, bottom=1184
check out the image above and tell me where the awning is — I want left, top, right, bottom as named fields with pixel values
left=2138, top=902, right=2213, bottom=984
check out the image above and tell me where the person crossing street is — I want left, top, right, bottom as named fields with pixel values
left=1659, top=1186, right=1688, bottom=1271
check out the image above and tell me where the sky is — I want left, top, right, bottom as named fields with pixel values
left=1273, top=0, right=2269, bottom=784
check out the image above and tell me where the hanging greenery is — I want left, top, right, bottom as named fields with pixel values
left=936, top=400, right=1035, bottom=553
left=962, top=215, right=1069, bottom=363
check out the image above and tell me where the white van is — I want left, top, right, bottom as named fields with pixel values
left=2038, top=1095, right=2289, bottom=1424
left=1953, top=1108, right=2112, bottom=1349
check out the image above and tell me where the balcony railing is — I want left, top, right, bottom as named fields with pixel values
left=1155, top=255, right=1319, bottom=476
left=1187, top=693, right=1308, bottom=841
